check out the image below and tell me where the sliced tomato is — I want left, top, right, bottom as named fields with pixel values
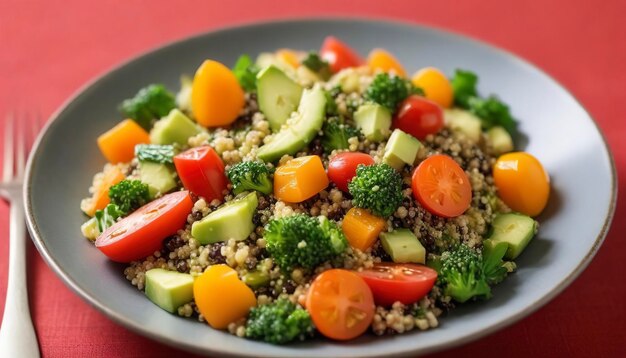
left=96, top=191, right=193, bottom=262
left=320, top=36, right=364, bottom=73
left=327, top=152, right=375, bottom=192
left=173, top=146, right=227, bottom=202
left=306, top=269, right=374, bottom=340
left=412, top=154, right=472, bottom=218
left=393, top=95, right=444, bottom=139
left=357, top=263, right=437, bottom=306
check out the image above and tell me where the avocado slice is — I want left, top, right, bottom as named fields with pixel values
left=487, top=126, right=514, bottom=154
left=444, top=108, right=482, bottom=143
left=380, top=229, right=426, bottom=264
left=383, top=129, right=422, bottom=171
left=139, top=161, right=177, bottom=198
left=149, top=109, right=201, bottom=145
left=485, top=213, right=536, bottom=259
left=191, top=192, right=258, bottom=244
left=353, top=104, right=392, bottom=142
left=144, top=268, right=194, bottom=313
left=257, top=65, right=303, bottom=132
left=256, top=87, right=326, bottom=162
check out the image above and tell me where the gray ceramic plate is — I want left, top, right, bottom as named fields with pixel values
left=24, top=19, right=616, bottom=357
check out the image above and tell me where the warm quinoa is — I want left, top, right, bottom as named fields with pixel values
left=81, top=39, right=546, bottom=345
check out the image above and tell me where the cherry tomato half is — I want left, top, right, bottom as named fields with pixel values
left=327, top=152, right=375, bottom=192
left=493, top=152, right=550, bottom=217
left=412, top=154, right=472, bottom=218
left=357, top=263, right=438, bottom=306
left=96, top=191, right=193, bottom=262
left=320, top=36, right=364, bottom=74
left=174, top=146, right=228, bottom=203
left=393, top=95, right=444, bottom=139
left=306, top=269, right=374, bottom=340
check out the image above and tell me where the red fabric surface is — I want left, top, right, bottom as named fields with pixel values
left=1, top=0, right=625, bottom=357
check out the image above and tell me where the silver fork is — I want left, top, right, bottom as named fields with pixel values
left=0, top=112, right=41, bottom=357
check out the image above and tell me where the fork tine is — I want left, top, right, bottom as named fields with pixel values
left=16, top=113, right=26, bottom=179
left=3, top=112, right=14, bottom=182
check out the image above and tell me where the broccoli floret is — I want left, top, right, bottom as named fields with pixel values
left=364, top=73, right=421, bottom=112
left=108, top=179, right=150, bottom=215
left=232, top=54, right=260, bottom=92
left=302, top=52, right=331, bottom=80
left=348, top=163, right=403, bottom=218
left=226, top=161, right=274, bottom=195
left=482, top=241, right=509, bottom=285
left=450, top=69, right=517, bottom=136
left=135, top=144, right=175, bottom=164
left=438, top=244, right=491, bottom=303
left=321, top=119, right=360, bottom=153
left=94, top=204, right=123, bottom=232
left=245, top=299, right=315, bottom=344
left=264, top=214, right=348, bottom=271
left=324, top=90, right=339, bottom=116
left=119, top=84, right=176, bottom=130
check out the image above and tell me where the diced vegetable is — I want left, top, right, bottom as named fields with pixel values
left=380, top=229, right=426, bottom=264
left=275, top=49, right=301, bottom=69
left=348, top=163, right=403, bottom=218
left=485, top=213, right=537, bottom=259
left=193, top=264, right=257, bottom=329
left=487, top=126, right=514, bottom=154
left=173, top=146, right=228, bottom=203
left=393, top=95, right=444, bottom=140
left=246, top=298, right=314, bottom=344
left=341, top=207, right=386, bottom=251
left=226, top=161, right=274, bottom=195
left=327, top=152, right=375, bottom=192
left=382, top=129, right=421, bottom=171
left=191, top=192, right=258, bottom=244
left=149, top=109, right=201, bottom=146
left=364, top=73, right=417, bottom=112
left=81, top=165, right=126, bottom=217
left=301, top=52, right=331, bottom=80
left=367, top=48, right=406, bottom=77
left=191, top=59, right=245, bottom=127
left=135, top=144, right=175, bottom=164
left=97, top=119, right=150, bottom=164
left=411, top=67, right=453, bottom=108
left=144, top=268, right=194, bottom=313
left=94, top=203, right=123, bottom=233
left=273, top=155, right=329, bottom=203
left=108, top=179, right=150, bottom=215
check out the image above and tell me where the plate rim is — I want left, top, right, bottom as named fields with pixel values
left=23, top=16, right=618, bottom=357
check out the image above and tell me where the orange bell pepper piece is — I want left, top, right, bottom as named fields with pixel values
left=193, top=265, right=257, bottom=329
left=83, top=165, right=125, bottom=216
left=342, top=207, right=386, bottom=251
left=274, top=155, right=329, bottom=203
left=191, top=60, right=245, bottom=127
left=367, top=49, right=406, bottom=77
left=97, top=119, right=150, bottom=164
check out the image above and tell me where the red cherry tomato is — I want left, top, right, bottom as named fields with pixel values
left=411, top=154, right=472, bottom=218
left=96, top=191, right=193, bottom=262
left=320, top=36, right=364, bottom=73
left=393, top=95, right=444, bottom=139
left=357, top=263, right=438, bottom=306
left=174, top=146, right=228, bottom=202
left=327, top=152, right=375, bottom=192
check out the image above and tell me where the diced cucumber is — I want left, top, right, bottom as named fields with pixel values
left=444, top=108, right=482, bottom=143
left=485, top=213, right=536, bottom=259
left=257, top=65, right=303, bottom=132
left=383, top=129, right=421, bottom=170
left=353, top=104, right=392, bottom=142
left=139, top=161, right=177, bottom=198
left=380, top=229, right=426, bottom=264
left=487, top=126, right=514, bottom=154
left=191, top=192, right=258, bottom=244
left=144, top=268, right=194, bottom=313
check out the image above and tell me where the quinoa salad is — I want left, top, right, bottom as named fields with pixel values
left=80, top=36, right=550, bottom=344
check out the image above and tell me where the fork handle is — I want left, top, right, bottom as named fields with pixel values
left=0, top=200, right=40, bottom=357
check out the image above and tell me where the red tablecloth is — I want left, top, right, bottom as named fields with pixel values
left=1, top=0, right=624, bottom=357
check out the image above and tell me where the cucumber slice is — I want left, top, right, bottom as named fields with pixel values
left=145, top=268, right=194, bottom=313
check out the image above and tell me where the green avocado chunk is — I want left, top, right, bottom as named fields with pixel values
left=256, top=87, right=326, bottom=162
left=487, top=126, right=514, bottom=154
left=383, top=129, right=422, bottom=170
left=149, top=109, right=201, bottom=145
left=144, top=268, right=194, bottom=313
left=380, top=229, right=426, bottom=264
left=444, top=108, right=482, bottom=143
left=139, top=161, right=177, bottom=198
left=191, top=192, right=258, bottom=244
left=485, top=212, right=536, bottom=259
left=257, top=65, right=303, bottom=132
left=353, top=103, right=392, bottom=142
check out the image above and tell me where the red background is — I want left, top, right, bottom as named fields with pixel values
left=1, top=0, right=625, bottom=357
